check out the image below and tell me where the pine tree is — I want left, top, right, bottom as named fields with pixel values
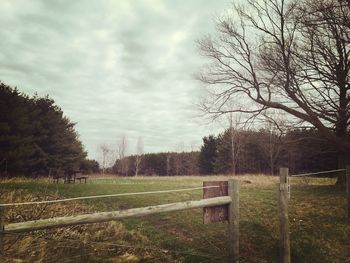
left=0, top=82, right=87, bottom=177
left=198, top=135, right=217, bottom=174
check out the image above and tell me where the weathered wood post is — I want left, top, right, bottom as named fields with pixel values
left=279, top=168, right=290, bottom=263
left=0, top=206, right=5, bottom=262
left=287, top=175, right=291, bottom=200
left=228, top=179, right=239, bottom=263
left=347, top=165, right=350, bottom=222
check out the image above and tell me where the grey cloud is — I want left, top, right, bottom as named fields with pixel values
left=0, top=0, right=231, bottom=160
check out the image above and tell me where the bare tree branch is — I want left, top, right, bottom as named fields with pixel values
left=198, top=0, right=350, bottom=154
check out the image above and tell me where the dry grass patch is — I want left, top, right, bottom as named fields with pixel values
left=0, top=189, right=178, bottom=263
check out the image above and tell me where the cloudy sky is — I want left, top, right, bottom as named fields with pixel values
left=0, top=0, right=232, bottom=161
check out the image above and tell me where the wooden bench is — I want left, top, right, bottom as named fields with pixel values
left=63, top=171, right=82, bottom=184
left=55, top=171, right=87, bottom=184
left=64, top=172, right=77, bottom=184
left=52, top=175, right=63, bottom=184
left=76, top=176, right=88, bottom=184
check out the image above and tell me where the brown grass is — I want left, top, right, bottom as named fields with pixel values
left=1, top=189, right=178, bottom=263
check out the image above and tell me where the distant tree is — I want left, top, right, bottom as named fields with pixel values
left=173, top=142, right=185, bottom=175
left=198, top=135, right=217, bottom=174
left=142, top=153, right=167, bottom=176
left=214, top=129, right=250, bottom=174
left=80, top=159, right=100, bottom=174
left=282, top=129, right=338, bottom=174
left=135, top=136, right=144, bottom=176
left=227, top=113, right=244, bottom=175
left=99, top=143, right=111, bottom=175
left=214, top=131, right=232, bottom=174
left=166, top=153, right=171, bottom=176
left=257, top=115, right=285, bottom=175
left=183, top=151, right=200, bottom=175
left=257, top=129, right=282, bottom=176
left=213, top=129, right=274, bottom=174
left=116, top=134, right=129, bottom=176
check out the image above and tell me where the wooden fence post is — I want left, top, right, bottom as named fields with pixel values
left=279, top=168, right=290, bottom=263
left=228, top=179, right=239, bottom=263
left=0, top=206, right=5, bottom=262
left=347, top=165, right=350, bottom=223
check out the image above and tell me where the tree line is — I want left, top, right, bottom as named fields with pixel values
left=0, top=82, right=99, bottom=177
left=111, top=127, right=340, bottom=176
left=199, top=128, right=339, bottom=176
left=111, top=151, right=199, bottom=176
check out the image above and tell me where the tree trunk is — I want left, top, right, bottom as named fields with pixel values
left=336, top=153, right=348, bottom=186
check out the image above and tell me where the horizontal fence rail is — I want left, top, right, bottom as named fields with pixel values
left=4, top=196, right=232, bottom=234
left=0, top=180, right=241, bottom=262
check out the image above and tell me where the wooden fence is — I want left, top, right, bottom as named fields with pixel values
left=278, top=168, right=291, bottom=263
left=1, top=169, right=348, bottom=263
left=0, top=179, right=240, bottom=263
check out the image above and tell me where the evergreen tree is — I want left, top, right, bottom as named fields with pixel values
left=0, top=82, right=87, bottom=176
left=214, top=132, right=232, bottom=174
left=80, top=159, right=100, bottom=174
left=198, top=135, right=217, bottom=174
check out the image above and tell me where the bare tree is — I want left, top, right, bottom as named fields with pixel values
left=116, top=134, right=129, bottom=176
left=296, top=0, right=350, bottom=180
left=190, top=140, right=199, bottom=152
left=135, top=136, right=144, bottom=176
left=259, top=112, right=285, bottom=175
left=173, top=142, right=185, bottom=175
left=198, top=0, right=350, bottom=184
left=228, top=113, right=244, bottom=175
left=166, top=153, right=171, bottom=176
left=99, top=143, right=111, bottom=175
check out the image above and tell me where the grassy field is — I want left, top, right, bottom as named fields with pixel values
left=0, top=175, right=349, bottom=263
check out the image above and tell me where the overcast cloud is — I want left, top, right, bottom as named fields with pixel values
left=0, top=0, right=231, bottom=161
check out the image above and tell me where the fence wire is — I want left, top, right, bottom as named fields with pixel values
left=1, top=185, right=229, bottom=263
left=2, top=212, right=228, bottom=262
left=0, top=185, right=220, bottom=207
left=290, top=168, right=345, bottom=177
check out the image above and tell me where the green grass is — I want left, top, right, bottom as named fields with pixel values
left=0, top=175, right=349, bottom=262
